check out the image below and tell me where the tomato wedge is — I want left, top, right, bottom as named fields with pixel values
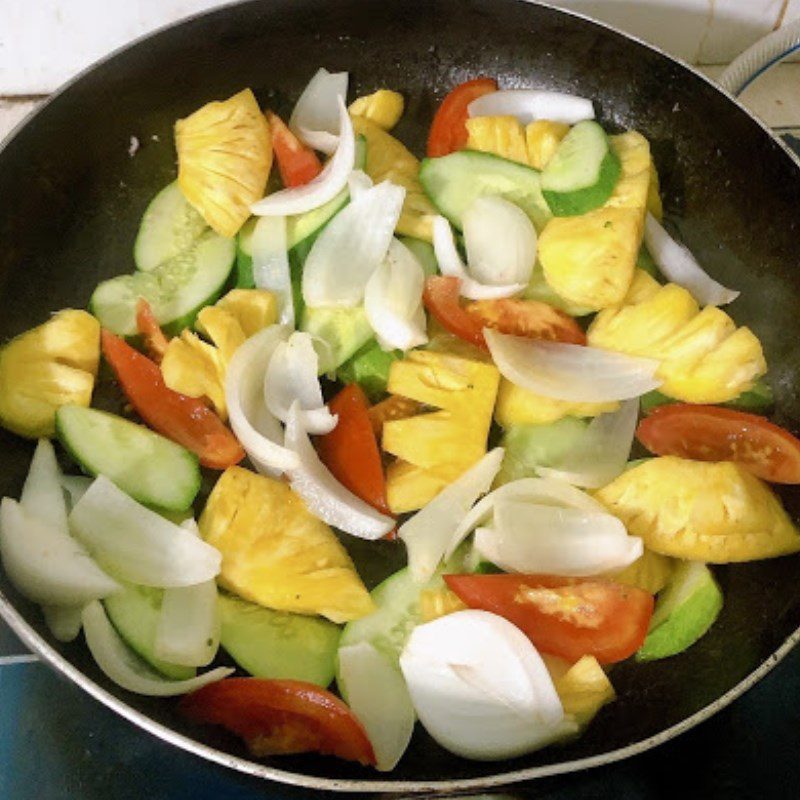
left=444, top=574, right=654, bottom=664
left=423, top=276, right=586, bottom=350
left=101, top=330, right=244, bottom=470
left=180, top=678, right=376, bottom=765
left=267, top=111, right=323, bottom=188
left=637, top=403, right=800, bottom=484
left=317, top=384, right=390, bottom=514
left=135, top=298, right=170, bottom=363
left=427, top=77, right=498, bottom=157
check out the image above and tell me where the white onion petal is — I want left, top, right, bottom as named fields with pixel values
left=69, top=477, right=221, bottom=588
left=399, top=448, right=504, bottom=583
left=433, top=216, right=525, bottom=300
left=468, top=89, right=594, bottom=125
left=225, top=325, right=298, bottom=477
left=20, top=439, right=69, bottom=533
left=644, top=213, right=739, bottom=306
left=60, top=475, right=93, bottom=510
left=252, top=216, right=295, bottom=328
left=302, top=180, right=406, bottom=308
left=42, top=604, right=84, bottom=642
left=463, top=196, right=537, bottom=286
left=289, top=68, right=348, bottom=155
left=347, top=169, right=374, bottom=198
left=484, top=328, right=661, bottom=402
left=82, top=601, right=233, bottom=697
left=251, top=98, right=355, bottom=216
left=538, top=399, right=640, bottom=489
left=285, top=402, right=394, bottom=540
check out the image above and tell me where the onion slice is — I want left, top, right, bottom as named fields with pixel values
left=462, top=196, right=537, bottom=286
left=364, top=238, right=428, bottom=351
left=302, top=180, right=406, bottom=308
left=399, top=448, right=504, bottom=583
left=0, top=497, right=119, bottom=607
left=251, top=98, right=355, bottom=216
left=82, top=601, right=233, bottom=696
left=251, top=216, right=295, bottom=327
left=61, top=475, right=93, bottom=510
left=537, top=399, right=640, bottom=489
left=468, top=89, right=594, bottom=125
left=285, top=402, right=394, bottom=540
left=225, top=325, right=298, bottom=477
left=42, top=605, right=83, bottom=643
left=484, top=328, right=661, bottom=402
left=289, top=68, right=349, bottom=155
left=69, top=477, right=221, bottom=588
left=20, top=439, right=69, bottom=532
left=433, top=216, right=525, bottom=300
left=644, top=213, right=739, bottom=306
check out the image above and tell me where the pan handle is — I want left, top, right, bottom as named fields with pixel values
left=717, top=19, right=800, bottom=97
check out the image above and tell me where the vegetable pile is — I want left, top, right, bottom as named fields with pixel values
left=1, top=69, right=799, bottom=771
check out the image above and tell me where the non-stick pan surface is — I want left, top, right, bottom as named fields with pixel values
left=2, top=0, right=800, bottom=792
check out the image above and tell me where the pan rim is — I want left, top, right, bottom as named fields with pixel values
left=1, top=0, right=800, bottom=791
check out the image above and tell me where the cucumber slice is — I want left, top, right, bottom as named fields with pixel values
left=419, top=150, right=552, bottom=232
left=337, top=341, right=401, bottom=401
left=134, top=182, right=208, bottom=272
left=636, top=561, right=723, bottom=662
left=104, top=583, right=196, bottom=680
left=91, top=231, right=235, bottom=336
left=218, top=593, right=340, bottom=687
left=541, top=121, right=621, bottom=216
left=55, top=405, right=201, bottom=512
left=397, top=236, right=438, bottom=277
left=640, top=378, right=774, bottom=414
left=300, top=306, right=374, bottom=374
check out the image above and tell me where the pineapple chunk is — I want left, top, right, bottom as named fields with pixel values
left=0, top=310, right=99, bottom=438
left=419, top=587, right=467, bottom=622
left=194, top=306, right=248, bottom=365
left=588, top=282, right=766, bottom=403
left=609, top=548, right=674, bottom=595
left=544, top=654, right=616, bottom=728
left=539, top=132, right=652, bottom=311
left=176, top=89, right=272, bottom=238
left=351, top=115, right=436, bottom=241
left=495, top=379, right=618, bottom=426
left=348, top=89, right=404, bottom=130
left=383, top=350, right=500, bottom=512
left=465, top=116, right=529, bottom=165
left=200, top=467, right=374, bottom=622
left=161, top=330, right=228, bottom=418
left=526, top=120, right=570, bottom=170
left=647, top=162, right=663, bottom=221
left=214, top=288, right=278, bottom=338
left=596, top=457, right=800, bottom=563
left=624, top=268, right=661, bottom=304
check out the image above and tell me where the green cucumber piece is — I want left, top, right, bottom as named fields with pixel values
left=134, top=182, right=208, bottom=272
left=636, top=561, right=723, bottom=662
left=91, top=231, right=235, bottom=336
left=420, top=149, right=552, bottom=232
left=337, top=341, right=401, bottom=401
left=301, top=306, right=374, bottom=374
left=640, top=378, right=774, bottom=414
left=219, top=594, right=340, bottom=687
left=541, top=121, right=621, bottom=216
left=104, top=583, right=196, bottom=680
left=397, top=236, right=438, bottom=277
left=636, top=245, right=661, bottom=279
left=495, top=418, right=590, bottom=485
left=55, top=405, right=200, bottom=512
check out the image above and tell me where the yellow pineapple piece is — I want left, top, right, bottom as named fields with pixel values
left=385, top=460, right=448, bottom=514
left=610, top=548, right=674, bottom=595
left=526, top=120, right=570, bottom=170
left=419, top=587, right=467, bottom=622
left=596, top=457, right=800, bottom=563
left=161, top=330, right=228, bottom=418
left=200, top=467, right=374, bottom=623
left=214, top=288, right=278, bottom=338
left=348, top=89, right=404, bottom=130
left=544, top=654, right=616, bottom=728
left=176, top=89, right=272, bottom=238
left=647, top=162, right=663, bottom=221
left=0, top=310, right=99, bottom=438
left=465, top=116, right=529, bottom=165
left=624, top=268, right=661, bottom=304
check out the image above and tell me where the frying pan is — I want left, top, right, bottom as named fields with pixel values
left=2, top=0, right=800, bottom=793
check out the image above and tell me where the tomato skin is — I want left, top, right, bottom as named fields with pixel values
left=427, top=77, right=499, bottom=157
left=317, top=384, right=390, bottom=514
left=267, top=111, right=323, bottom=188
left=135, top=298, right=170, bottom=363
left=423, top=276, right=487, bottom=349
left=637, top=404, right=800, bottom=484
left=444, top=574, right=654, bottom=664
left=180, top=678, right=376, bottom=765
left=101, top=330, right=244, bottom=470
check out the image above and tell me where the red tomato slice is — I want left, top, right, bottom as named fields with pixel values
left=637, top=403, right=800, bottom=484
left=180, top=678, right=375, bottom=765
left=444, top=574, right=654, bottom=664
left=267, top=111, right=323, bottom=188
left=317, top=384, right=390, bottom=514
left=427, top=77, right=499, bottom=157
left=101, top=330, right=244, bottom=470
left=135, top=298, right=170, bottom=363
left=423, top=276, right=586, bottom=350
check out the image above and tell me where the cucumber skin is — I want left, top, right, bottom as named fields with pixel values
left=542, top=147, right=621, bottom=216
left=336, top=341, right=401, bottom=401
left=55, top=405, right=201, bottom=513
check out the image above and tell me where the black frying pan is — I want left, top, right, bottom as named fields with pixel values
left=2, top=0, right=800, bottom=793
